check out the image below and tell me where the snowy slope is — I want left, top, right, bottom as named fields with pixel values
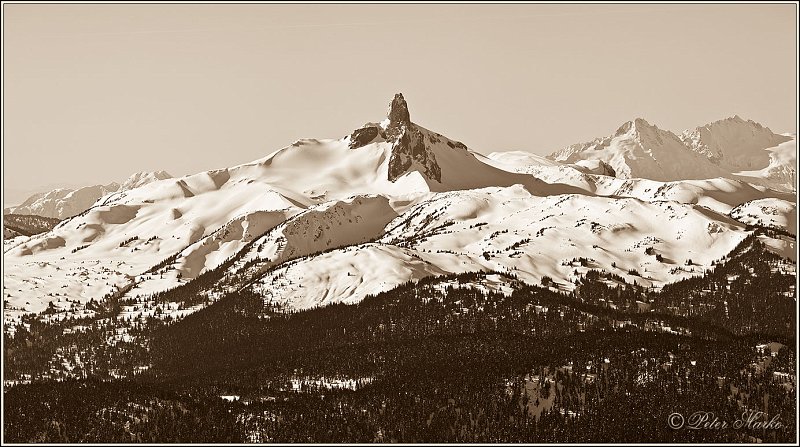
left=484, top=151, right=616, bottom=177
left=477, top=151, right=793, bottom=215
left=732, top=136, right=796, bottom=192
left=243, top=185, right=761, bottom=310
left=114, top=193, right=402, bottom=302
left=3, top=171, right=303, bottom=318
left=730, top=198, right=796, bottom=234
left=483, top=151, right=561, bottom=169
left=585, top=176, right=793, bottom=215
left=3, top=94, right=796, bottom=324
left=4, top=94, right=578, bottom=319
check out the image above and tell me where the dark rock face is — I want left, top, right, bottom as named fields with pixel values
left=387, top=93, right=411, bottom=126
left=345, top=93, right=445, bottom=183
left=599, top=161, right=617, bottom=177
left=383, top=93, right=442, bottom=183
left=445, top=140, right=468, bottom=150
left=387, top=127, right=442, bottom=183
left=348, top=125, right=380, bottom=149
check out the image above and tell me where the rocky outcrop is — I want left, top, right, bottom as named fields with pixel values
left=346, top=93, right=444, bottom=183
left=383, top=94, right=442, bottom=183
left=348, top=125, right=380, bottom=149
left=597, top=160, right=616, bottom=177
left=572, top=159, right=617, bottom=177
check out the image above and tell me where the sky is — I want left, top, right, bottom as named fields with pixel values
left=3, top=3, right=797, bottom=205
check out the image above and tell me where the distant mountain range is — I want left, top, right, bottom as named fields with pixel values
left=4, top=171, right=172, bottom=219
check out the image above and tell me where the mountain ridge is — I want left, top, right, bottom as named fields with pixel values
left=3, top=94, right=795, bottom=326
left=543, top=115, right=795, bottom=191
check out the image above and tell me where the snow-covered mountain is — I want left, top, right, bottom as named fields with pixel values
left=548, top=118, right=730, bottom=181
left=546, top=116, right=796, bottom=192
left=119, top=170, right=173, bottom=191
left=681, top=117, right=795, bottom=192
left=3, top=94, right=795, bottom=326
left=731, top=198, right=796, bottom=234
left=5, top=183, right=121, bottom=220
left=681, top=116, right=791, bottom=170
left=5, top=171, right=172, bottom=219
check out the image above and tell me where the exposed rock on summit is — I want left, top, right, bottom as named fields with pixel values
left=383, top=94, right=442, bottom=183
left=350, top=94, right=483, bottom=183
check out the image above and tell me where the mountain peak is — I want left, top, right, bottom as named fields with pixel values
left=387, top=93, right=411, bottom=126
left=346, top=94, right=442, bottom=183
left=550, top=116, right=724, bottom=181
left=384, top=93, right=442, bottom=183
left=682, top=116, right=792, bottom=169
left=614, top=118, right=657, bottom=136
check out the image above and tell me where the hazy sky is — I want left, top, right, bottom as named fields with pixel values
left=3, top=3, right=797, bottom=204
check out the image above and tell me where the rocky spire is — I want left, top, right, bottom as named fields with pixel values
left=384, top=93, right=441, bottom=183
left=384, top=93, right=412, bottom=143
left=388, top=93, right=411, bottom=125
left=347, top=93, right=442, bottom=183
